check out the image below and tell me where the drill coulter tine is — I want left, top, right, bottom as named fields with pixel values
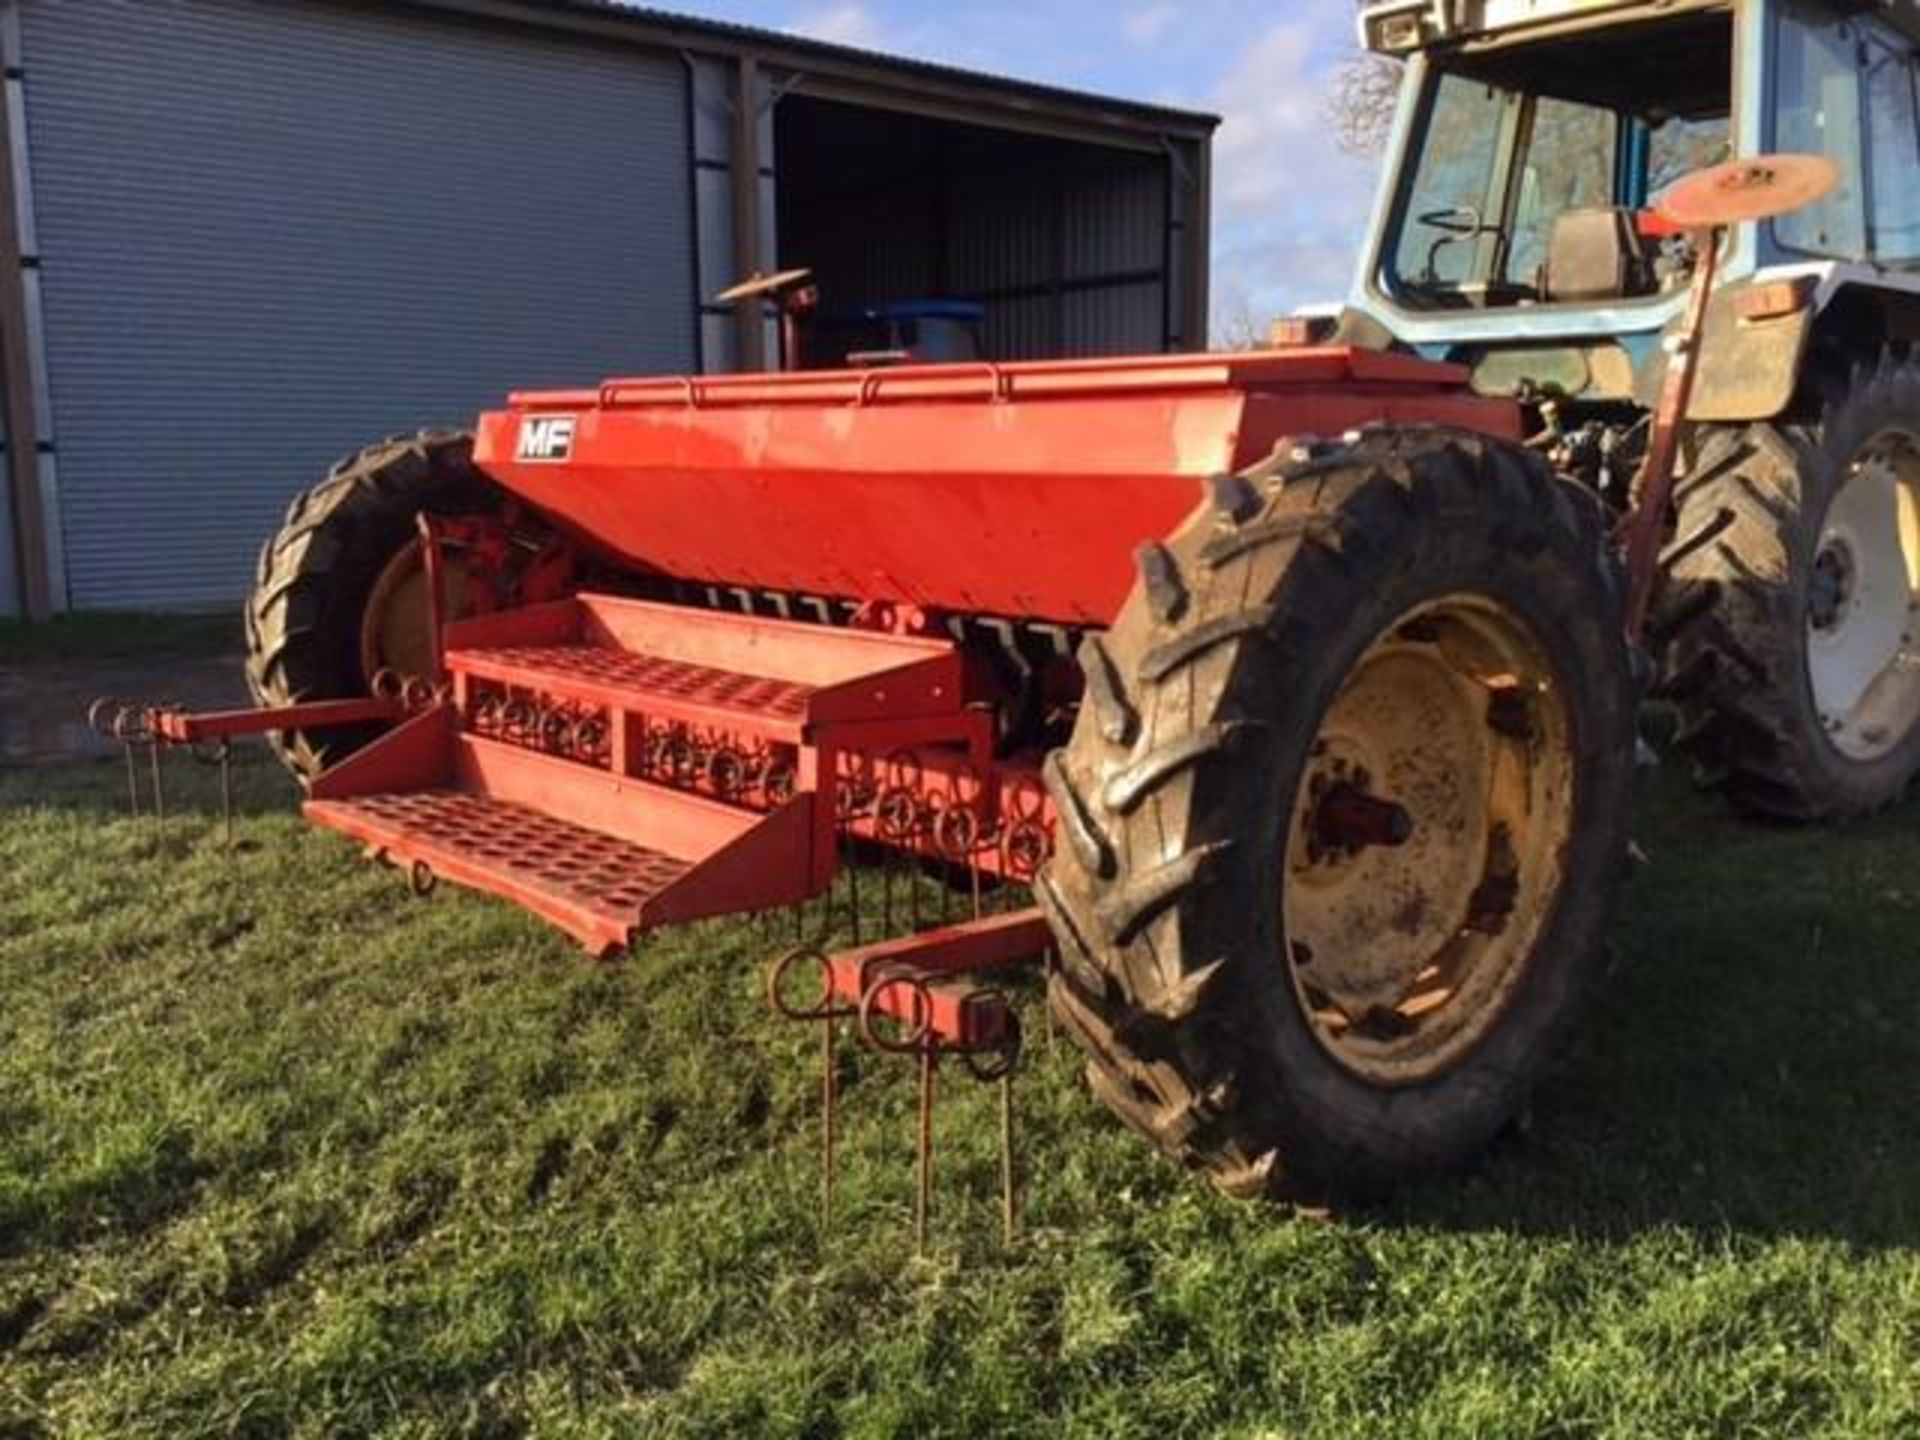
left=932, top=799, right=984, bottom=925
left=1003, top=1056, right=1023, bottom=1246
left=960, top=997, right=1024, bottom=1249
left=1043, top=949, right=1058, bottom=1058
left=822, top=1009, right=839, bottom=1226
left=767, top=947, right=854, bottom=1230
left=88, top=698, right=139, bottom=818
left=855, top=971, right=941, bottom=1255
left=843, top=819, right=861, bottom=947
left=148, top=735, right=166, bottom=827
left=123, top=740, right=141, bottom=818
left=916, top=1043, right=937, bottom=1256
left=219, top=743, right=234, bottom=849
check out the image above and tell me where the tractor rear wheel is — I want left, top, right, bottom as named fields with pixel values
left=245, top=430, right=496, bottom=781
left=1040, top=427, right=1636, bottom=1201
left=1659, top=354, right=1920, bottom=819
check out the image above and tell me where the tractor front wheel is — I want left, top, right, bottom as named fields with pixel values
left=1659, top=354, right=1920, bottom=819
left=1040, top=428, right=1636, bottom=1201
left=245, top=430, right=497, bottom=781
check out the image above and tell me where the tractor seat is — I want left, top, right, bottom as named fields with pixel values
left=1542, top=208, right=1654, bottom=304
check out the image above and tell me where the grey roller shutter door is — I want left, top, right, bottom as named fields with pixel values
left=20, top=0, right=694, bottom=610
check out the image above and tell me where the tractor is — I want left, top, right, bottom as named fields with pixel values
left=105, top=0, right=1897, bottom=1210
left=1347, top=0, right=1920, bottom=821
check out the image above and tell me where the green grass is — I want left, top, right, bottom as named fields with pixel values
left=1, top=757, right=1917, bottom=1437
left=0, top=612, right=239, bottom=665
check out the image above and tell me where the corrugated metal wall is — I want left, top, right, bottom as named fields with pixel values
left=776, top=97, right=1172, bottom=360
left=20, top=0, right=695, bottom=611
left=0, top=428, right=15, bottom=619
left=951, top=153, right=1168, bottom=358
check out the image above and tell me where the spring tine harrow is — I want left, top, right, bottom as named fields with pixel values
left=768, top=909, right=1047, bottom=1254
left=857, top=973, right=1025, bottom=1253
left=82, top=681, right=425, bottom=844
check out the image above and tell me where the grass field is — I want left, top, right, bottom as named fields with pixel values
left=2, top=750, right=1918, bottom=1437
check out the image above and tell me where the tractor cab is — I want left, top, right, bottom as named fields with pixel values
left=1346, top=0, right=1920, bottom=449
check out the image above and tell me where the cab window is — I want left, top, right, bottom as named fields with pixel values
left=1506, top=97, right=1619, bottom=286
left=1775, top=6, right=1867, bottom=256
left=1380, top=10, right=1732, bottom=311
left=1393, top=75, right=1514, bottom=289
left=1866, top=35, right=1920, bottom=261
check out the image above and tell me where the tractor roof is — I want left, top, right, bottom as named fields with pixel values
left=1359, top=0, right=1727, bottom=55
left=1363, top=0, right=1920, bottom=55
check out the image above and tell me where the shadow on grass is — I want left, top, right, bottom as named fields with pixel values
left=1388, top=779, right=1920, bottom=1251
left=8, top=756, right=1916, bottom=1252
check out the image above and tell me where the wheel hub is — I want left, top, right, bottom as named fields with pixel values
left=1309, top=780, right=1413, bottom=855
left=360, top=539, right=477, bottom=684
left=1807, top=441, right=1920, bottom=762
left=1809, top=538, right=1855, bottom=634
left=1283, top=596, right=1575, bottom=1086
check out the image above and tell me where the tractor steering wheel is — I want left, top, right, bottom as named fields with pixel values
left=1417, top=205, right=1497, bottom=236
left=1416, top=205, right=1504, bottom=288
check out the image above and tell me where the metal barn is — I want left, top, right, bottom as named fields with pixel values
left=0, top=0, right=1216, bottom=618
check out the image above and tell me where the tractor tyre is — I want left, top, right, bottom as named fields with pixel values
left=1039, top=427, right=1636, bottom=1202
left=1657, top=354, right=1920, bottom=820
left=245, top=430, right=496, bottom=782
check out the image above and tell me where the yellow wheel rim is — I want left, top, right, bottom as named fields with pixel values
left=358, top=539, right=475, bottom=685
left=1283, top=594, right=1577, bottom=1087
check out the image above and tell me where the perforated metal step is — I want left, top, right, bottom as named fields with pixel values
left=306, top=788, right=690, bottom=954
left=448, top=643, right=818, bottom=741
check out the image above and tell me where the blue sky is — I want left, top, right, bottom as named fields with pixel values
left=658, top=0, right=1386, bottom=338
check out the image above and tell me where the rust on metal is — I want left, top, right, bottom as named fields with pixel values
left=1654, top=154, right=1840, bottom=229
left=766, top=912, right=1046, bottom=1249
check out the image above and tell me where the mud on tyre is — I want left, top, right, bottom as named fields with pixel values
left=1039, top=427, right=1637, bottom=1201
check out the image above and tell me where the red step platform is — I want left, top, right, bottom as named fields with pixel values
left=302, top=593, right=989, bottom=955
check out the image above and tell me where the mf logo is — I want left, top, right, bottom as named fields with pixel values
left=516, top=414, right=577, bottom=463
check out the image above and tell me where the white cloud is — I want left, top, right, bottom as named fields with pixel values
left=1206, top=18, right=1384, bottom=331
left=787, top=2, right=885, bottom=49
left=1211, top=23, right=1375, bottom=226
left=1122, top=4, right=1178, bottom=46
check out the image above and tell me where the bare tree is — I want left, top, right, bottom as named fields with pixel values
left=1210, top=283, right=1268, bottom=351
left=1327, top=6, right=1403, bottom=158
